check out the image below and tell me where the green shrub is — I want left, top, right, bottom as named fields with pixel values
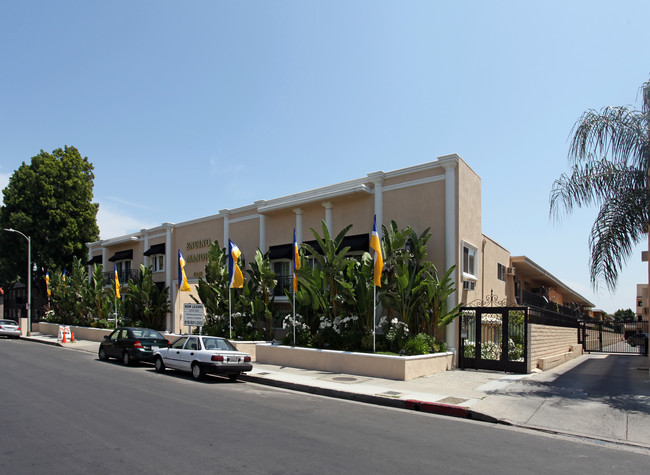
left=402, top=333, right=433, bottom=355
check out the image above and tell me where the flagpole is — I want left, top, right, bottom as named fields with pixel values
left=373, top=285, right=376, bottom=353
left=229, top=287, right=232, bottom=339
left=293, top=275, right=296, bottom=346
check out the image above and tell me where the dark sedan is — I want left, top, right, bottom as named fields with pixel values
left=99, top=327, right=169, bottom=365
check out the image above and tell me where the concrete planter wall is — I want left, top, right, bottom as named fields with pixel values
left=255, top=344, right=453, bottom=381
left=36, top=322, right=112, bottom=341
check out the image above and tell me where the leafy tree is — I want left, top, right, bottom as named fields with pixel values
left=194, top=240, right=251, bottom=336
left=245, top=249, right=277, bottom=339
left=0, top=146, right=99, bottom=308
left=550, top=81, right=650, bottom=290
left=47, top=258, right=89, bottom=325
left=380, top=223, right=434, bottom=329
left=344, top=252, right=375, bottom=329
left=194, top=241, right=230, bottom=323
left=122, top=264, right=170, bottom=330
left=299, top=222, right=355, bottom=321
left=85, top=264, right=112, bottom=321
left=380, top=221, right=461, bottom=338
left=612, top=308, right=636, bottom=323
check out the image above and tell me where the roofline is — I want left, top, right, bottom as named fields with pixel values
left=510, top=255, right=595, bottom=307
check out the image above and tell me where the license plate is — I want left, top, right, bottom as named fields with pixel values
left=152, top=346, right=159, bottom=350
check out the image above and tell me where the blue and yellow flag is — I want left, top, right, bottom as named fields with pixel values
left=228, top=239, right=244, bottom=288
left=45, top=271, right=51, bottom=297
left=114, top=264, right=121, bottom=299
left=370, top=215, right=383, bottom=287
left=178, top=250, right=191, bottom=291
left=293, top=229, right=301, bottom=292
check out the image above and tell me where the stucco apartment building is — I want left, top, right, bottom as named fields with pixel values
left=87, top=154, right=594, bottom=356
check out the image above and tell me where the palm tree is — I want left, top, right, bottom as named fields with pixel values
left=550, top=80, right=650, bottom=291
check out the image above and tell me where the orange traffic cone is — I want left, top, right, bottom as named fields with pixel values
left=71, top=331, right=76, bottom=343
left=62, top=332, right=67, bottom=343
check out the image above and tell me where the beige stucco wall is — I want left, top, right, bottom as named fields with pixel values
left=456, top=159, right=482, bottom=306
left=479, top=236, right=511, bottom=306
left=383, top=178, right=446, bottom=272
left=174, top=216, right=222, bottom=280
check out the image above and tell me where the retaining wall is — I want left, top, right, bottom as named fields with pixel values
left=255, top=344, right=453, bottom=381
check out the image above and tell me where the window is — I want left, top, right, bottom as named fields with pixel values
left=116, top=260, right=132, bottom=281
left=272, top=260, right=292, bottom=296
left=151, top=254, right=165, bottom=273
left=462, top=242, right=477, bottom=278
left=497, top=263, right=506, bottom=282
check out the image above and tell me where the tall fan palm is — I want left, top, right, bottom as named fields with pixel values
left=550, top=80, right=650, bottom=290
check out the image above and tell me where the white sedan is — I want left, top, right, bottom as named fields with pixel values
left=153, top=335, right=252, bottom=381
left=0, top=319, right=21, bottom=338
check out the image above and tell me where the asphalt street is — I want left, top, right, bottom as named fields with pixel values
left=1, top=339, right=649, bottom=474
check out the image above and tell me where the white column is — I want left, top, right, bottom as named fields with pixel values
left=87, top=245, right=93, bottom=282
left=322, top=202, right=333, bottom=234
left=369, top=172, right=384, bottom=229
left=293, top=208, right=303, bottom=243
left=441, top=157, right=458, bottom=356
left=101, top=247, right=107, bottom=269
left=222, top=210, right=230, bottom=246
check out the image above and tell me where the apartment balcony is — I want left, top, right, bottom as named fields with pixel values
left=103, top=269, right=140, bottom=286
left=517, top=289, right=585, bottom=319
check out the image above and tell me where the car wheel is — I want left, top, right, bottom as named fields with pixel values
left=154, top=356, right=165, bottom=373
left=122, top=351, right=131, bottom=366
left=228, top=373, right=239, bottom=382
left=98, top=347, right=109, bottom=361
left=191, top=363, right=204, bottom=380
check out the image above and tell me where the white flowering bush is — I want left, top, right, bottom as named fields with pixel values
left=281, top=314, right=311, bottom=346
left=312, top=314, right=367, bottom=351
left=378, top=317, right=410, bottom=353
left=202, top=312, right=263, bottom=340
left=462, top=339, right=523, bottom=362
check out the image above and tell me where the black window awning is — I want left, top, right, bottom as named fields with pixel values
left=143, top=243, right=165, bottom=256
left=268, top=244, right=292, bottom=260
left=108, top=249, right=133, bottom=262
left=86, top=255, right=102, bottom=265
left=268, top=233, right=369, bottom=260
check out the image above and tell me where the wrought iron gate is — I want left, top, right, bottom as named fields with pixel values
left=579, top=320, right=648, bottom=355
left=459, top=307, right=528, bottom=373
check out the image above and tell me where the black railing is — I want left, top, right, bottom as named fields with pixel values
left=518, top=289, right=585, bottom=319
left=103, top=270, right=140, bottom=286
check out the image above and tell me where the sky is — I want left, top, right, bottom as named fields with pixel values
left=1, top=1, right=649, bottom=314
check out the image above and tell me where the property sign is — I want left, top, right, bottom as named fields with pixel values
left=183, top=303, right=205, bottom=327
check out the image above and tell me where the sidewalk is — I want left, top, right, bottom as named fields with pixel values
left=20, top=333, right=650, bottom=451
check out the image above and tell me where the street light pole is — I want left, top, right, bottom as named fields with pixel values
left=3, top=228, right=31, bottom=336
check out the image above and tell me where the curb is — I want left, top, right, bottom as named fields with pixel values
left=240, top=373, right=495, bottom=421
left=240, top=373, right=406, bottom=409
left=21, top=336, right=63, bottom=347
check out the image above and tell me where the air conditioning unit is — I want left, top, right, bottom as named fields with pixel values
left=506, top=267, right=516, bottom=276
left=462, top=280, right=475, bottom=291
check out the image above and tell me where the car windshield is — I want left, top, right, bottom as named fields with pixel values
left=0, top=320, right=17, bottom=325
left=202, top=337, right=237, bottom=351
left=131, top=329, right=164, bottom=339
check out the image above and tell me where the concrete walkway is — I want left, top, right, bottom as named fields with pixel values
left=19, top=333, right=650, bottom=452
